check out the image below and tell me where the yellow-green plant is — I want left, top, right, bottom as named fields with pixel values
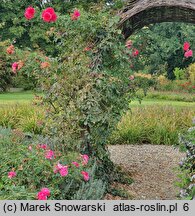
left=187, top=63, right=195, bottom=83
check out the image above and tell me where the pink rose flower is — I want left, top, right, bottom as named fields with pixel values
left=59, top=166, right=68, bottom=177
left=39, top=144, right=47, bottom=150
left=183, top=42, right=190, bottom=51
left=125, top=40, right=132, bottom=49
left=40, top=188, right=50, bottom=197
left=8, top=171, right=16, bottom=179
left=6, top=45, right=14, bottom=55
left=73, top=9, right=81, bottom=18
left=28, top=145, right=32, bottom=151
left=81, top=171, right=90, bottom=181
left=42, top=7, right=57, bottom=23
left=45, top=150, right=54, bottom=160
left=84, top=47, right=91, bottom=52
left=54, top=162, right=64, bottom=173
left=72, top=161, right=80, bottom=168
left=133, top=49, right=139, bottom=57
left=71, top=9, right=81, bottom=21
left=24, top=7, right=36, bottom=20
left=37, top=187, right=51, bottom=200
left=81, top=154, right=89, bottom=165
left=37, top=191, right=47, bottom=200
left=184, top=50, right=193, bottom=58
left=129, top=75, right=135, bottom=80
left=54, top=163, right=68, bottom=177
left=12, top=62, right=18, bottom=73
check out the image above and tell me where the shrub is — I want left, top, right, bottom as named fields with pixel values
left=187, top=63, right=195, bottom=83
left=0, top=41, right=13, bottom=91
left=5, top=4, right=142, bottom=185
left=132, top=73, right=156, bottom=96
left=173, top=67, right=186, bottom=80
left=110, top=106, right=195, bottom=145
left=0, top=127, right=98, bottom=200
left=0, top=40, right=39, bottom=91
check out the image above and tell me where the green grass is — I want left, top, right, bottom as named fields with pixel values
left=1, top=91, right=194, bottom=107
left=131, top=98, right=195, bottom=107
left=0, top=91, right=41, bottom=105
left=145, top=90, right=195, bottom=103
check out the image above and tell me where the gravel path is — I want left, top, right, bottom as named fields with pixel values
left=108, top=144, right=185, bottom=200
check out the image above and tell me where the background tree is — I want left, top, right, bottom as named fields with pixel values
left=130, top=22, right=195, bottom=79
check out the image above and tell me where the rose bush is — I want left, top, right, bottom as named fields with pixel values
left=0, top=127, right=101, bottom=200
left=4, top=5, right=142, bottom=185
left=1, top=2, right=142, bottom=199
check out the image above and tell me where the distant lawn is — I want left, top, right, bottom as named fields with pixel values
left=131, top=99, right=195, bottom=108
left=0, top=91, right=41, bottom=105
left=145, top=90, right=195, bottom=103
left=0, top=91, right=195, bottom=108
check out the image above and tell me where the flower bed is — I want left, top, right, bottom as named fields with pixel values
left=0, top=127, right=106, bottom=200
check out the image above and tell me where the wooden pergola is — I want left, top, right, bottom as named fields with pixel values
left=118, top=0, right=195, bottom=38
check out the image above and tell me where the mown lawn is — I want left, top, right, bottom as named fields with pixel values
left=1, top=91, right=195, bottom=107
left=131, top=98, right=195, bottom=108
left=0, top=91, right=42, bottom=105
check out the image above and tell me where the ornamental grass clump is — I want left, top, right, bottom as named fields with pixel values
left=111, top=106, right=195, bottom=145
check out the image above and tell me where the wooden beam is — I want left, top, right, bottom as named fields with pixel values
left=119, top=0, right=195, bottom=38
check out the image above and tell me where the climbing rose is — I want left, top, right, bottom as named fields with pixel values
left=125, top=40, right=132, bottom=49
left=133, top=49, right=139, bottom=57
left=59, top=166, right=68, bottom=177
left=129, top=75, right=135, bottom=80
left=24, top=7, right=36, bottom=20
left=184, top=50, right=193, bottom=58
left=17, top=60, right=24, bottom=70
left=183, top=42, right=190, bottom=51
left=41, top=62, right=50, bottom=69
left=54, top=162, right=63, bottom=173
left=84, top=47, right=91, bottom=52
left=45, top=150, right=54, bottom=160
left=6, top=45, right=14, bottom=55
left=39, top=144, right=47, bottom=149
left=73, top=9, right=81, bottom=18
left=81, top=171, right=90, bottom=181
left=40, top=188, right=50, bottom=197
left=72, top=161, right=80, bottom=167
left=37, top=191, right=47, bottom=200
left=54, top=163, right=68, bottom=177
left=8, top=171, right=16, bottom=179
left=42, top=7, right=57, bottom=23
left=81, top=154, right=89, bottom=165
left=12, top=62, right=18, bottom=73
left=71, top=9, right=81, bottom=20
